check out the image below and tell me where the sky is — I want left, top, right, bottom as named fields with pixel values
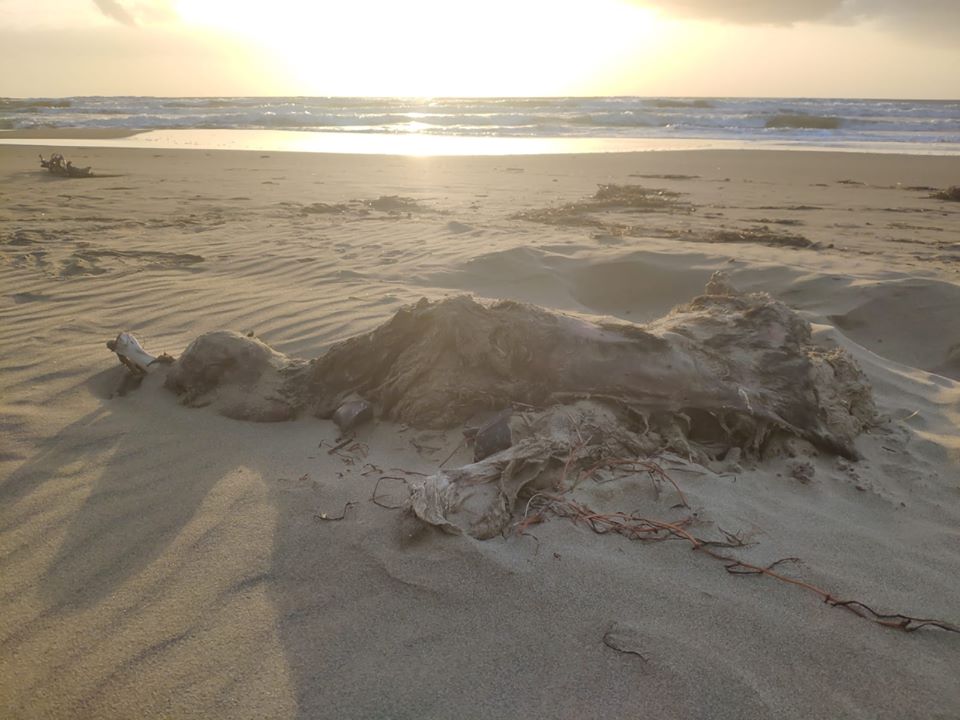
left=1, top=0, right=958, bottom=98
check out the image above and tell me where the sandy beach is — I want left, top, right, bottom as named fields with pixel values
left=2, top=142, right=959, bottom=719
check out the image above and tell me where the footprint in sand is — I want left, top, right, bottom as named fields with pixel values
left=57, top=248, right=206, bottom=277
left=8, top=291, right=51, bottom=304
left=60, top=258, right=109, bottom=277
left=7, top=248, right=52, bottom=273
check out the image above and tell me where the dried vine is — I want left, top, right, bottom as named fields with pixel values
left=515, top=490, right=959, bottom=635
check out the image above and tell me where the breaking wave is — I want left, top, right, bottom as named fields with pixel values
left=2, top=96, right=959, bottom=147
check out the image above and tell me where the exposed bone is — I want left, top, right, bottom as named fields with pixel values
left=106, top=332, right=159, bottom=375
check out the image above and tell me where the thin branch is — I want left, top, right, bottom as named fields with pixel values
left=326, top=435, right=355, bottom=455
left=372, top=476, right=407, bottom=510
left=314, top=501, right=357, bottom=521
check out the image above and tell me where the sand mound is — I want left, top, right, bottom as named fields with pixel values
left=827, top=278, right=960, bottom=377
left=431, top=247, right=715, bottom=320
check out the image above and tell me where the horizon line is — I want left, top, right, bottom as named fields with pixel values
left=2, top=94, right=959, bottom=102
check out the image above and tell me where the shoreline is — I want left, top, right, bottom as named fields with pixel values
left=3, top=127, right=960, bottom=157
left=0, top=127, right=143, bottom=140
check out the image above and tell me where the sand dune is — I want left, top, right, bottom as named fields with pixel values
left=2, top=144, right=959, bottom=719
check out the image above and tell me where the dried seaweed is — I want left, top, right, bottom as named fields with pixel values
left=364, top=195, right=430, bottom=213
left=38, top=153, right=93, bottom=178
left=519, top=492, right=960, bottom=635
left=512, top=184, right=694, bottom=227
left=931, top=186, right=960, bottom=202
left=708, top=227, right=819, bottom=249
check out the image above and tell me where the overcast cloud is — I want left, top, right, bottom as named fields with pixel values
left=92, top=0, right=137, bottom=25
left=90, top=0, right=174, bottom=27
left=637, top=0, right=844, bottom=24
left=649, top=0, right=957, bottom=29
left=634, top=0, right=959, bottom=43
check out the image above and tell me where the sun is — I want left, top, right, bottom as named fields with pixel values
left=172, top=0, right=670, bottom=96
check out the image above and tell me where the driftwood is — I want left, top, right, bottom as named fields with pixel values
left=39, top=153, right=93, bottom=178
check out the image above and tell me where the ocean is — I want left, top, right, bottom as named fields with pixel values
left=3, top=96, right=959, bottom=155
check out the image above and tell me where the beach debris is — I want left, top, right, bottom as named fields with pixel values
left=39, top=153, right=94, bottom=178
left=513, top=183, right=694, bottom=228
left=407, top=402, right=650, bottom=538
left=931, top=186, right=960, bottom=202
left=106, top=332, right=172, bottom=375
left=372, top=476, right=409, bottom=510
left=465, top=409, right=514, bottom=462
left=149, top=274, right=874, bottom=464
left=314, top=501, right=357, bottom=521
left=408, top=437, right=558, bottom=539
left=707, top=227, right=819, bottom=249
left=109, top=275, right=876, bottom=532
left=306, top=275, right=873, bottom=458
left=99, top=290, right=960, bottom=636
left=332, top=396, right=374, bottom=433
left=628, top=173, right=700, bottom=180
left=302, top=202, right=350, bottom=214
left=105, top=332, right=173, bottom=395
left=787, top=458, right=816, bottom=483
left=364, top=195, right=429, bottom=213
left=162, top=330, right=307, bottom=421
left=326, top=436, right=356, bottom=455
left=527, top=491, right=960, bottom=634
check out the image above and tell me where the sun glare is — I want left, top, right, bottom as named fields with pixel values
left=172, top=0, right=668, bottom=96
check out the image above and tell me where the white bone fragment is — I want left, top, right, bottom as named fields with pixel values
left=106, top=332, right=158, bottom=375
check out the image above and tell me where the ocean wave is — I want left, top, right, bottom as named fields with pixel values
left=161, top=99, right=241, bottom=109
left=765, top=114, right=843, bottom=130
left=0, top=98, right=73, bottom=111
left=3, top=96, right=958, bottom=148
left=647, top=99, right=714, bottom=109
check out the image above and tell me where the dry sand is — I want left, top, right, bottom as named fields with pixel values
left=1, top=143, right=959, bottom=719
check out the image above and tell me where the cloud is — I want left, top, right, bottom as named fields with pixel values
left=92, top=0, right=136, bottom=26
left=90, top=0, right=174, bottom=27
left=637, top=0, right=844, bottom=25
left=0, top=25, right=283, bottom=96
left=637, top=0, right=960, bottom=34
